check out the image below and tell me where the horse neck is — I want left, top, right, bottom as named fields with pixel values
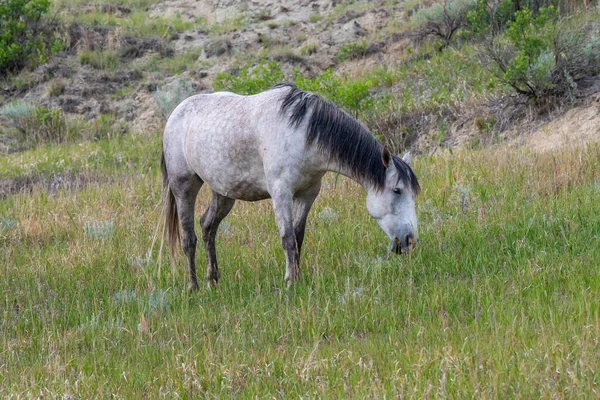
left=320, top=158, right=374, bottom=192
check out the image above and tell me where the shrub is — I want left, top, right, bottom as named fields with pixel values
left=0, top=102, right=121, bottom=147
left=337, top=41, right=368, bottom=61
left=0, top=100, right=35, bottom=124
left=0, top=0, right=63, bottom=72
left=24, top=106, right=71, bottom=144
left=153, top=78, right=197, bottom=120
left=467, top=0, right=521, bottom=36
left=411, top=0, right=478, bottom=50
left=294, top=69, right=374, bottom=113
left=482, top=6, right=600, bottom=100
left=212, top=60, right=284, bottom=95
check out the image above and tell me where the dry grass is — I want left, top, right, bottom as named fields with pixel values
left=2, top=133, right=600, bottom=397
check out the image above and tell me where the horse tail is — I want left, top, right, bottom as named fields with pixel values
left=161, top=150, right=180, bottom=261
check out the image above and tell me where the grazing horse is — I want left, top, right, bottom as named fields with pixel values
left=161, top=83, right=420, bottom=290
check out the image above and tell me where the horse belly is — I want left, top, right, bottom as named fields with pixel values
left=222, top=179, right=270, bottom=201
left=194, top=152, right=270, bottom=201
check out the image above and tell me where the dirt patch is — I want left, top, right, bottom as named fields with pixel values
left=521, top=101, right=600, bottom=152
left=0, top=173, right=111, bottom=197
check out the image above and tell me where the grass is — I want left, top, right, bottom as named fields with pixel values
left=79, top=50, right=119, bottom=71
left=56, top=0, right=163, bottom=9
left=2, top=131, right=600, bottom=396
left=74, top=9, right=196, bottom=38
left=149, top=48, right=202, bottom=74
left=209, top=15, right=247, bottom=35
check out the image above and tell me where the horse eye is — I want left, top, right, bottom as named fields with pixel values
left=392, top=188, right=402, bottom=195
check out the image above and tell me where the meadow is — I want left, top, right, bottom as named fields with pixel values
left=1, top=132, right=599, bottom=397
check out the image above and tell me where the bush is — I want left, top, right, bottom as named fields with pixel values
left=294, top=69, right=373, bottom=113
left=0, top=100, right=35, bottom=124
left=467, top=0, right=521, bottom=36
left=482, top=6, right=600, bottom=100
left=212, top=59, right=375, bottom=113
left=411, top=0, right=478, bottom=50
left=153, top=78, right=197, bottom=120
left=212, top=60, right=284, bottom=95
left=0, top=0, right=63, bottom=72
left=1, top=102, right=121, bottom=148
left=337, top=41, right=368, bottom=61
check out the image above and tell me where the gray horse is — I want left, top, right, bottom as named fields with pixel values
left=161, top=83, right=420, bottom=290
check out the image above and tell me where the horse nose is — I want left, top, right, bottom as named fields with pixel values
left=405, top=233, right=417, bottom=250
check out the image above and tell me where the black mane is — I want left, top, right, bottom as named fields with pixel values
left=273, top=83, right=420, bottom=193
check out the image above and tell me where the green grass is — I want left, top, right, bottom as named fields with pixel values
left=2, top=133, right=600, bottom=396
left=79, top=50, right=119, bottom=71
left=74, top=9, right=196, bottom=38
left=56, top=0, right=163, bottom=9
left=151, top=48, right=202, bottom=74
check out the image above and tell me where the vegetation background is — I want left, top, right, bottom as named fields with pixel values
left=1, top=0, right=600, bottom=396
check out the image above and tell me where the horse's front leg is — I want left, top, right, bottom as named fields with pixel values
left=292, top=182, right=321, bottom=259
left=271, top=189, right=299, bottom=285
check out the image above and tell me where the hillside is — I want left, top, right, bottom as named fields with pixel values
left=1, top=0, right=599, bottom=155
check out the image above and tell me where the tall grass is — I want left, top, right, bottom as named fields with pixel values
left=1, top=134, right=600, bottom=397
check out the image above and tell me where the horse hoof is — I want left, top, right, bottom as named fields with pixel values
left=285, top=275, right=298, bottom=289
left=187, top=281, right=199, bottom=292
left=206, top=279, right=219, bottom=289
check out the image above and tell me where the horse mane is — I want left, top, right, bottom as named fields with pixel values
left=273, top=83, right=420, bottom=193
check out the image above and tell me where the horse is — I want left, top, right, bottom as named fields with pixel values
left=161, top=83, right=420, bottom=290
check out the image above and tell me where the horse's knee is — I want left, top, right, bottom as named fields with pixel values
left=181, top=232, right=197, bottom=254
left=281, top=232, right=296, bottom=252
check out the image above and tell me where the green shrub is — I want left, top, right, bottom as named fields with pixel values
left=0, top=100, right=35, bottom=123
left=294, top=69, right=373, bottom=113
left=337, top=41, right=368, bottom=62
left=0, top=0, right=63, bottom=72
left=483, top=6, right=600, bottom=100
left=212, top=60, right=284, bottom=95
left=467, top=0, right=521, bottom=36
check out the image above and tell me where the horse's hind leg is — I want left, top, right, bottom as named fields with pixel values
left=200, top=190, right=235, bottom=286
left=172, top=176, right=203, bottom=291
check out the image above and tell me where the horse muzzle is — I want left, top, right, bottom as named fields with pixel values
left=389, top=233, right=417, bottom=255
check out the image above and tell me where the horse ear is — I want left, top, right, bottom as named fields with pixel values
left=382, top=146, right=391, bottom=168
left=402, top=151, right=411, bottom=166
